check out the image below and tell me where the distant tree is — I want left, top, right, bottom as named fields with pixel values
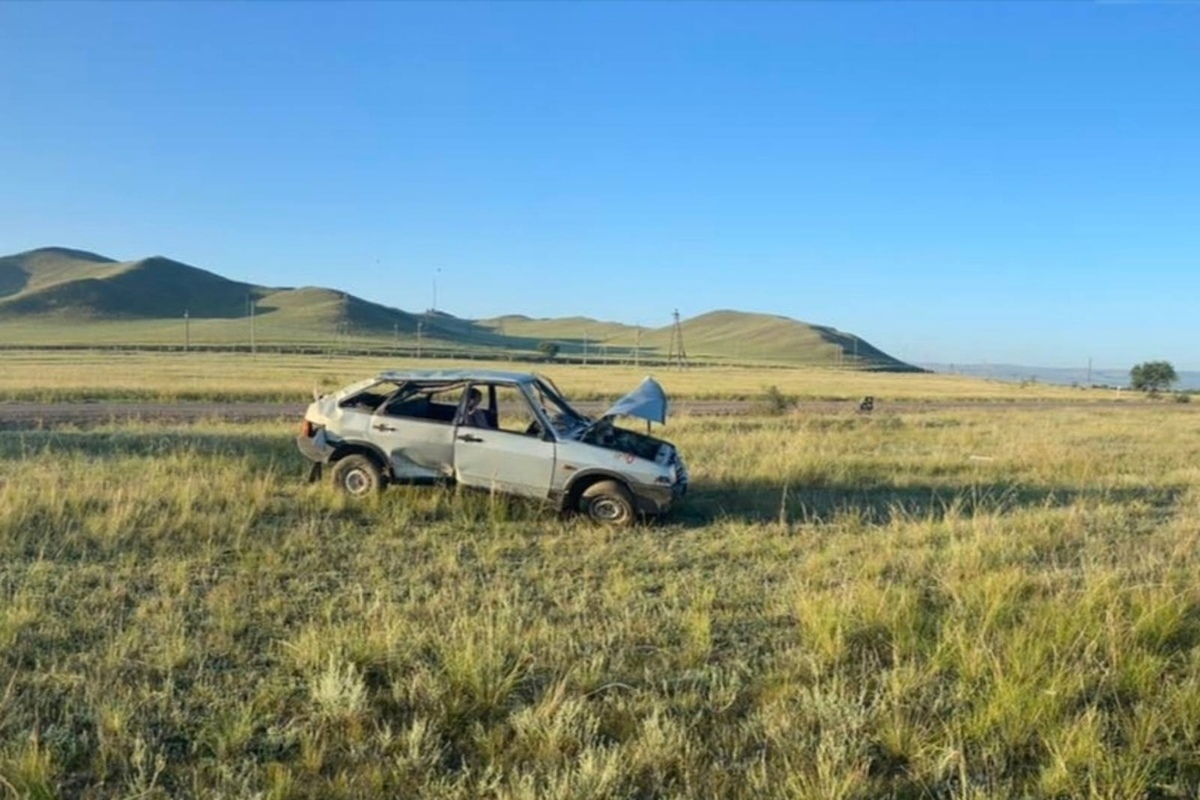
left=537, top=341, right=560, bottom=361
left=1130, top=360, right=1178, bottom=394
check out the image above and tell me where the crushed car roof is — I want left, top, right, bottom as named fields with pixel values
left=375, top=369, right=540, bottom=384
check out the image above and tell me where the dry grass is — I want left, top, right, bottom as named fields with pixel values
left=3, top=390, right=1199, bottom=797
left=0, top=350, right=1124, bottom=404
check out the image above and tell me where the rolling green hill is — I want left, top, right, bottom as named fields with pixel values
left=0, top=247, right=120, bottom=298
left=0, top=249, right=253, bottom=318
left=0, top=247, right=919, bottom=370
left=475, top=310, right=912, bottom=369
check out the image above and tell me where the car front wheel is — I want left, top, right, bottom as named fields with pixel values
left=580, top=480, right=635, bottom=527
left=330, top=454, right=383, bottom=497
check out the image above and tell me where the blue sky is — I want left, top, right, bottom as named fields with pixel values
left=2, top=1, right=1197, bottom=368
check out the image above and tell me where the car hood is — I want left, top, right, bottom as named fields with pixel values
left=601, top=376, right=668, bottom=424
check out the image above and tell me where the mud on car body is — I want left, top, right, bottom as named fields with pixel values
left=296, top=369, right=687, bottom=525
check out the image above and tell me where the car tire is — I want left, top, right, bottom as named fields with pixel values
left=580, top=480, right=636, bottom=527
left=330, top=454, right=383, bottom=497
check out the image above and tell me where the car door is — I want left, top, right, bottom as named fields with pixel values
left=453, top=382, right=556, bottom=498
left=370, top=383, right=462, bottom=480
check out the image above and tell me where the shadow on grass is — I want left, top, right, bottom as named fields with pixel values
left=673, top=477, right=1186, bottom=528
left=2, top=430, right=1186, bottom=531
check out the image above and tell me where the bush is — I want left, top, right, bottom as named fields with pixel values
left=761, top=384, right=795, bottom=415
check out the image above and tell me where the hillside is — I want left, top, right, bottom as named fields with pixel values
left=653, top=310, right=887, bottom=366
left=475, top=310, right=915, bottom=370
left=0, top=249, right=254, bottom=318
left=0, top=247, right=120, bottom=299
left=0, top=247, right=919, bottom=370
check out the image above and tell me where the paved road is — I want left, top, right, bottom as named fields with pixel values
left=0, top=397, right=1171, bottom=430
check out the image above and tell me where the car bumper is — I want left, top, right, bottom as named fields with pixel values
left=296, top=432, right=334, bottom=464
left=631, top=479, right=687, bottom=516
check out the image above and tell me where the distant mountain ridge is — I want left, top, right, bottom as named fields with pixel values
left=0, top=246, right=920, bottom=370
left=923, top=363, right=1200, bottom=391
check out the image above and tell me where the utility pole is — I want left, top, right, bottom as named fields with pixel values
left=184, top=309, right=189, bottom=353
left=416, top=320, right=423, bottom=359
left=341, top=293, right=348, bottom=354
left=1087, top=357, right=1093, bottom=386
left=667, top=309, right=688, bottom=369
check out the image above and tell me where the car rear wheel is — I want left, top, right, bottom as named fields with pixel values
left=580, top=480, right=635, bottom=527
left=330, top=454, right=382, bottom=497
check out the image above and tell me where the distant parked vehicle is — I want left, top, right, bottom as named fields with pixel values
left=296, top=369, right=687, bottom=526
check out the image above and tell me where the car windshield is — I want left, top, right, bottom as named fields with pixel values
left=529, top=379, right=587, bottom=436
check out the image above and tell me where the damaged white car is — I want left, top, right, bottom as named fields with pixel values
left=296, top=369, right=687, bottom=525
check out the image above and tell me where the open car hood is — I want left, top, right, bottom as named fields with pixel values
left=602, top=376, right=668, bottom=424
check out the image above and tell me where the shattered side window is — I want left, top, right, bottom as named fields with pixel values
left=339, top=381, right=402, bottom=412
left=380, top=382, right=466, bottom=425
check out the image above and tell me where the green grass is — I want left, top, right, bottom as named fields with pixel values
left=3, top=401, right=1200, bottom=797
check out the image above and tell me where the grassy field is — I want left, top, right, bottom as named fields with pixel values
left=2, top=359, right=1199, bottom=798
left=0, top=350, right=1125, bottom=405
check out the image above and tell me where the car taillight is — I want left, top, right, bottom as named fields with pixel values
left=300, top=419, right=315, bottom=437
